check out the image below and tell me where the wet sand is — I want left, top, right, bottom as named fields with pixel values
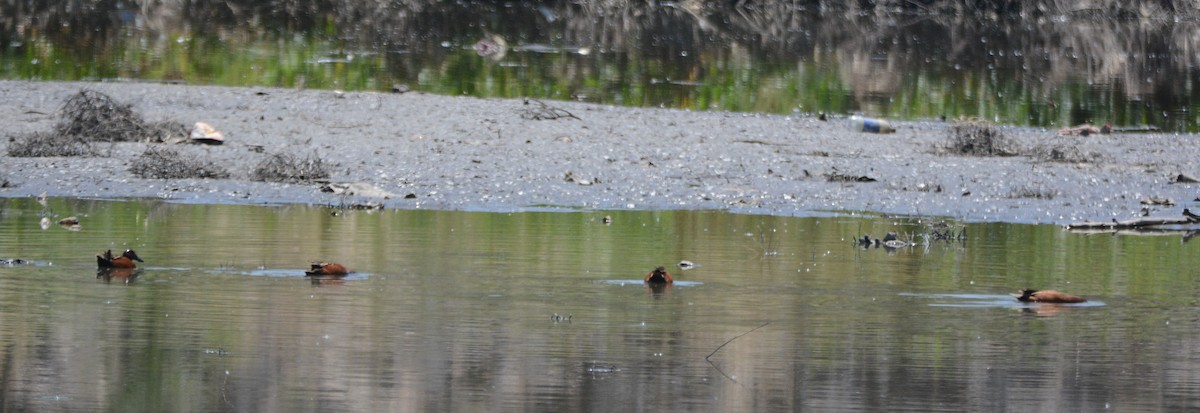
left=1, top=80, right=1196, bottom=224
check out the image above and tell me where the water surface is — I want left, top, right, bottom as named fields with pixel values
left=0, top=198, right=1197, bottom=411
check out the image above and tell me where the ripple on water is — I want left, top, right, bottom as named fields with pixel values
left=900, top=293, right=1105, bottom=309
left=210, top=268, right=371, bottom=280
left=598, top=279, right=704, bottom=287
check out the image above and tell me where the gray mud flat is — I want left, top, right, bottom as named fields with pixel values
left=1, top=80, right=1195, bottom=224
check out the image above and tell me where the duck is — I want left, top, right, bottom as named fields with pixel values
left=97, top=249, right=143, bottom=268
left=305, top=262, right=350, bottom=276
left=1011, top=289, right=1087, bottom=304
left=644, top=266, right=674, bottom=284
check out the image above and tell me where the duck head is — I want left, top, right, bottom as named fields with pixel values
left=122, top=249, right=144, bottom=263
left=1011, top=289, right=1037, bottom=302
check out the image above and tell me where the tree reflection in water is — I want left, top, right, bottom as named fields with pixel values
left=2, top=1, right=1197, bottom=131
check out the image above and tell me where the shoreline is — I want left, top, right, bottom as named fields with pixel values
left=1, top=80, right=1196, bottom=225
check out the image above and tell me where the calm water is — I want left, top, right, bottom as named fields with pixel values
left=2, top=2, right=1198, bottom=131
left=0, top=198, right=1197, bottom=412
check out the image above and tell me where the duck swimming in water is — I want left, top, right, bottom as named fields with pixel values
left=305, top=262, right=350, bottom=276
left=1011, top=289, right=1087, bottom=304
left=644, top=266, right=674, bottom=284
left=97, top=249, right=143, bottom=269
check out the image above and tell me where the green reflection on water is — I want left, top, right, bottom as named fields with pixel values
left=0, top=198, right=1197, bottom=411
left=3, top=4, right=1196, bottom=132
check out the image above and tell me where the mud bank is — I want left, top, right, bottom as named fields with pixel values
left=1, top=80, right=1196, bottom=224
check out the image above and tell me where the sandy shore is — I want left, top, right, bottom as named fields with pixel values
left=0, top=80, right=1196, bottom=224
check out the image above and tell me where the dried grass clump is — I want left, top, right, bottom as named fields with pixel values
left=1007, top=185, right=1057, bottom=200
left=7, top=90, right=188, bottom=158
left=6, top=132, right=98, bottom=157
left=55, top=90, right=187, bottom=143
left=129, top=147, right=230, bottom=179
left=252, top=152, right=331, bottom=183
left=1029, top=142, right=1103, bottom=164
left=943, top=119, right=1018, bottom=157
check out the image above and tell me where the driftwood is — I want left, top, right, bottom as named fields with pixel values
left=1066, top=217, right=1195, bottom=230
left=1065, top=209, right=1200, bottom=231
left=519, top=98, right=579, bottom=121
left=1067, top=228, right=1198, bottom=241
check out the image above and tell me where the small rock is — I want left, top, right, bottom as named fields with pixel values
left=1140, top=197, right=1174, bottom=206
left=318, top=182, right=395, bottom=199
left=564, top=171, right=593, bottom=185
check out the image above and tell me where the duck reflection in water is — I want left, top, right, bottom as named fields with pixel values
left=1019, top=304, right=1075, bottom=317
left=97, top=267, right=140, bottom=284
left=644, top=266, right=674, bottom=296
left=308, top=276, right=347, bottom=287
left=644, top=266, right=674, bottom=284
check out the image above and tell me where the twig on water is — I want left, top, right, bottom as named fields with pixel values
left=705, top=321, right=771, bottom=384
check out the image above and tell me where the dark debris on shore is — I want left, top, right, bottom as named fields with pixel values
left=941, top=119, right=1018, bottom=157
left=129, top=147, right=231, bottom=179
left=252, top=152, right=332, bottom=183
left=56, top=90, right=187, bottom=143
left=6, top=90, right=186, bottom=157
left=6, top=131, right=98, bottom=157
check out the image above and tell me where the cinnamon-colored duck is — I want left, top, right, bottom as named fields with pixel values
left=644, top=266, right=674, bottom=284
left=1012, top=289, right=1087, bottom=304
left=305, top=262, right=350, bottom=276
left=97, top=249, right=143, bottom=269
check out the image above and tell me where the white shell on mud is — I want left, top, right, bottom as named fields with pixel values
left=190, top=122, right=225, bottom=144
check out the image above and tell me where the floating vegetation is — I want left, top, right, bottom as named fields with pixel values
left=925, top=221, right=967, bottom=241
left=129, top=147, right=230, bottom=179
left=857, top=232, right=916, bottom=249
left=326, top=200, right=385, bottom=213
left=942, top=119, right=1018, bottom=157
left=251, top=152, right=331, bottom=183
